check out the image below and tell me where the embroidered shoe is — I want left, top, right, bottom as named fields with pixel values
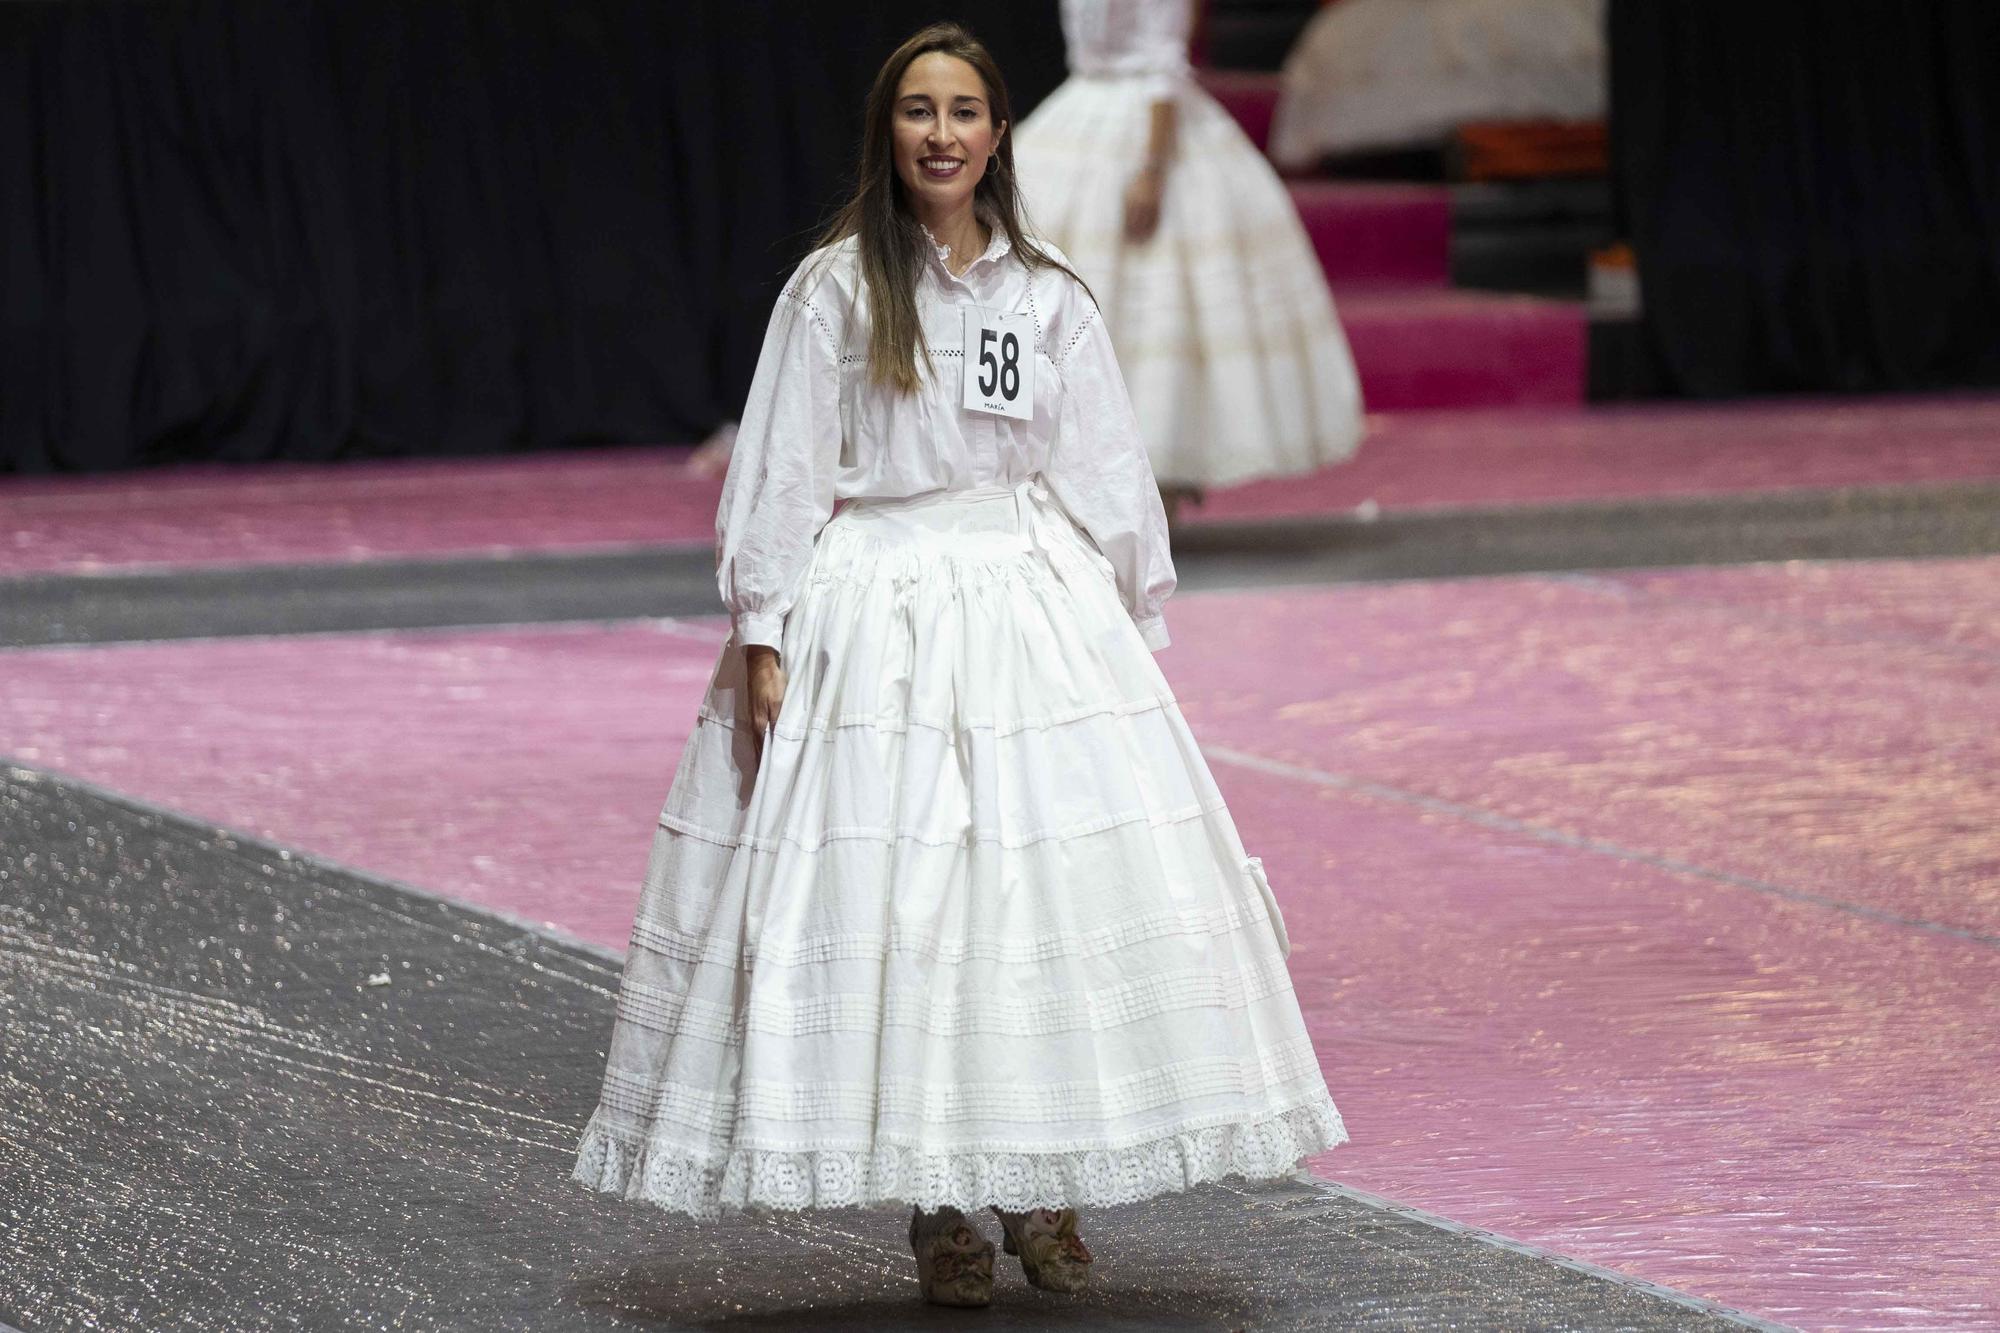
left=991, top=1206, right=1092, bottom=1293
left=908, top=1206, right=995, bottom=1307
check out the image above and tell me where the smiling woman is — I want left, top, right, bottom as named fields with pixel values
left=818, top=27, right=1091, bottom=397
left=569, top=20, right=1346, bottom=1313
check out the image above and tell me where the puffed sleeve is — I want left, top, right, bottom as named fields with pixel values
left=714, top=276, right=843, bottom=652
left=1043, top=296, right=1177, bottom=652
left=1131, top=20, right=1193, bottom=101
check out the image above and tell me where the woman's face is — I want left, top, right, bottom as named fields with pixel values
left=891, top=52, right=1005, bottom=219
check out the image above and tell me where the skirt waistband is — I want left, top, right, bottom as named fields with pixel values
left=834, top=478, right=1059, bottom=559
left=844, top=477, right=1046, bottom=511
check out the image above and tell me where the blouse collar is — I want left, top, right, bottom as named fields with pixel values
left=920, top=217, right=1012, bottom=280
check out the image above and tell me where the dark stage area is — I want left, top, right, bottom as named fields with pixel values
left=0, top=0, right=1065, bottom=472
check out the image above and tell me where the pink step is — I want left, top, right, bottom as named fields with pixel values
left=1190, top=399, right=2000, bottom=522
left=1198, top=70, right=1281, bottom=155
left=1337, top=287, right=1587, bottom=410
left=1290, top=181, right=1451, bottom=288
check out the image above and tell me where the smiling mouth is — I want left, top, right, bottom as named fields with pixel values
left=919, top=156, right=965, bottom=177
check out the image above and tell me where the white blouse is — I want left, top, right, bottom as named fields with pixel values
left=1059, top=0, right=1194, bottom=95
left=715, top=227, right=1176, bottom=655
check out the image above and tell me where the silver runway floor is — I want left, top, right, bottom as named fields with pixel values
left=0, top=767, right=1775, bottom=1331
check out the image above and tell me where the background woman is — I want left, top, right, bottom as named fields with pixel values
left=572, top=22, right=1345, bottom=1309
left=1014, top=0, right=1365, bottom=523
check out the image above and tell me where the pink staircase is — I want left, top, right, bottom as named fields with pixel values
left=1336, top=289, right=1588, bottom=410
left=1198, top=70, right=1587, bottom=410
left=1288, top=181, right=1452, bottom=288
left=1200, top=70, right=1283, bottom=155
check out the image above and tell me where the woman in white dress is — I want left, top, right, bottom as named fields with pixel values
left=1014, top=0, right=1364, bottom=523
left=572, top=22, right=1346, bottom=1308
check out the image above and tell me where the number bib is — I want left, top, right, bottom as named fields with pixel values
left=961, top=306, right=1035, bottom=421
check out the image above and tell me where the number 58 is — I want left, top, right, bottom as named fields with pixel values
left=978, top=328, right=1021, bottom=400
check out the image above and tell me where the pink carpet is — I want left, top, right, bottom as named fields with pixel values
left=8, top=396, right=1999, bottom=579
left=1195, top=395, right=2000, bottom=522
left=0, top=446, right=702, bottom=577
left=2, top=558, right=1995, bottom=1328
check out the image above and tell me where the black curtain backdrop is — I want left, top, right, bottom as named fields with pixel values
left=0, top=1, right=1063, bottom=472
left=1611, top=2, right=2000, bottom=398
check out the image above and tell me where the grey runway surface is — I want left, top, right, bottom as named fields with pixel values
left=0, top=767, right=1777, bottom=1332
left=4, top=480, right=1995, bottom=647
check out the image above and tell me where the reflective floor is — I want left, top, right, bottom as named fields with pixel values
left=0, top=768, right=1762, bottom=1331
left=4, top=401, right=1998, bottom=1330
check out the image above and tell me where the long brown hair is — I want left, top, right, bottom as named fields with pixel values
left=816, top=23, right=1090, bottom=392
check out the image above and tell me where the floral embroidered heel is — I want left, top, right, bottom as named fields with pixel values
left=908, top=1206, right=995, bottom=1307
left=991, top=1206, right=1092, bottom=1293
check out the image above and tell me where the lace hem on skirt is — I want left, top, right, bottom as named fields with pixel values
left=571, top=1094, right=1347, bottom=1220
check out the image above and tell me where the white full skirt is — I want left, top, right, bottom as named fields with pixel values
left=1270, top=0, right=1607, bottom=166
left=1015, top=77, right=1364, bottom=490
left=571, top=482, right=1346, bottom=1219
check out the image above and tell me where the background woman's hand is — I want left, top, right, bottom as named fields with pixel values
left=744, top=645, right=787, bottom=763
left=1124, top=98, right=1175, bottom=244
left=1122, top=164, right=1165, bottom=243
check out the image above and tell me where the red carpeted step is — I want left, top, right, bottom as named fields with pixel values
left=1198, top=70, right=1282, bottom=154
left=1336, top=287, right=1587, bottom=410
left=1289, top=181, right=1452, bottom=288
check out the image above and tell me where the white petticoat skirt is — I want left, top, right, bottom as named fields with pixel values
left=1015, top=76, right=1365, bottom=489
left=571, top=481, right=1346, bottom=1219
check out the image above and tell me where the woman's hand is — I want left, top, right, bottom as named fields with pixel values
left=744, top=645, right=787, bottom=764
left=1123, top=98, right=1176, bottom=244
left=1122, top=164, right=1165, bottom=243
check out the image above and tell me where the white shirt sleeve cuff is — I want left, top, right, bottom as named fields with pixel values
left=1136, top=616, right=1171, bottom=653
left=734, top=612, right=785, bottom=652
